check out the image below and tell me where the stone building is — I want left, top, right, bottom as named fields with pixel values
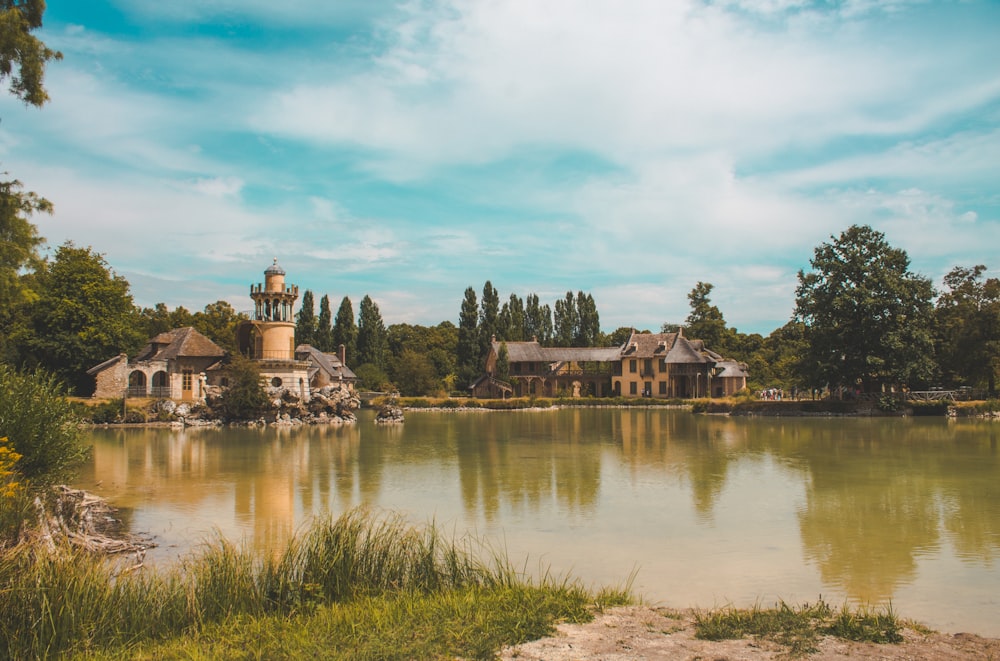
left=235, top=259, right=313, bottom=400
left=88, top=327, right=225, bottom=401
left=89, top=259, right=356, bottom=401
left=474, top=329, right=748, bottom=399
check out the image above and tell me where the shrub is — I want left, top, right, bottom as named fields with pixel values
left=218, top=356, right=269, bottom=421
left=0, top=365, right=89, bottom=487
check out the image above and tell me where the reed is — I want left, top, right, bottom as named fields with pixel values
left=0, top=508, right=628, bottom=659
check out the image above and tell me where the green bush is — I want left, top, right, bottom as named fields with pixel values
left=218, top=356, right=270, bottom=421
left=0, top=365, right=89, bottom=487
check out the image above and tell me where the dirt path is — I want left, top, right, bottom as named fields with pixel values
left=499, top=606, right=1000, bottom=660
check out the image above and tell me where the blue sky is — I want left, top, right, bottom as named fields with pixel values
left=2, top=0, right=998, bottom=335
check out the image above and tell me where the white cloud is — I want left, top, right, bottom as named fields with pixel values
left=190, top=176, right=244, bottom=197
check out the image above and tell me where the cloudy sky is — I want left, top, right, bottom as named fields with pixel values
left=2, top=0, right=998, bottom=335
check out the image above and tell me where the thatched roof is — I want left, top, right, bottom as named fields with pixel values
left=134, top=327, right=226, bottom=361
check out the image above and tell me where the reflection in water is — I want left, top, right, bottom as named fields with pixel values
left=78, top=410, right=1000, bottom=635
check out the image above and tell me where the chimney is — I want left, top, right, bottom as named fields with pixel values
left=339, top=343, right=346, bottom=366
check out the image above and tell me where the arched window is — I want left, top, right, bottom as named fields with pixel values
left=128, top=371, right=147, bottom=397
left=271, top=377, right=283, bottom=388
left=152, top=371, right=169, bottom=397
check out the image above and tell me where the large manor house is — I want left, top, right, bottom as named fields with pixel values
left=88, top=261, right=747, bottom=401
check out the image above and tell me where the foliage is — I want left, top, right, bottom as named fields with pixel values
left=354, top=362, right=391, bottom=391
left=217, top=356, right=269, bottom=420
left=524, top=293, right=553, bottom=345
left=497, top=292, right=525, bottom=341
left=934, top=264, right=999, bottom=395
left=357, top=295, right=388, bottom=371
left=0, top=509, right=629, bottom=660
left=0, top=364, right=88, bottom=487
left=478, top=280, right=500, bottom=363
left=685, top=282, right=731, bottom=353
left=316, top=293, right=334, bottom=352
left=192, top=300, right=244, bottom=355
left=9, top=243, right=145, bottom=394
left=332, top=295, right=357, bottom=363
left=0, top=0, right=62, bottom=107
left=456, top=286, right=480, bottom=385
left=389, top=349, right=441, bottom=396
left=694, top=599, right=902, bottom=656
left=0, top=178, right=49, bottom=316
left=553, top=291, right=579, bottom=347
left=295, top=289, right=317, bottom=347
left=386, top=322, right=457, bottom=394
left=795, top=225, right=936, bottom=393
left=496, top=342, right=510, bottom=382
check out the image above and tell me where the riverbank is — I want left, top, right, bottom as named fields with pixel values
left=500, top=605, right=1000, bottom=660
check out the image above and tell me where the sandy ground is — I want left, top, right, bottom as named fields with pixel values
left=498, top=606, right=1000, bottom=660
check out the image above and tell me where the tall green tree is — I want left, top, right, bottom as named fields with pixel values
left=553, top=291, right=578, bottom=347
left=456, top=286, right=479, bottom=384
left=496, top=342, right=510, bottom=382
left=11, top=243, right=145, bottom=394
left=685, top=282, right=730, bottom=352
left=497, top=293, right=525, bottom=342
left=794, top=225, right=936, bottom=394
left=575, top=291, right=601, bottom=346
left=332, top=296, right=357, bottom=363
left=524, top=293, right=552, bottom=345
left=478, top=281, right=499, bottom=364
left=934, top=265, right=999, bottom=394
left=316, top=294, right=334, bottom=352
left=295, top=290, right=317, bottom=347
left=356, top=295, right=388, bottom=371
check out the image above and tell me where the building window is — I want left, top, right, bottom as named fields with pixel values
left=629, top=382, right=637, bottom=395
left=659, top=381, right=667, bottom=395
left=271, top=377, right=283, bottom=387
left=182, top=370, right=193, bottom=392
left=629, top=359, right=637, bottom=373
left=220, top=377, right=230, bottom=387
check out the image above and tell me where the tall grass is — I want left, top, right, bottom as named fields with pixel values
left=0, top=508, right=627, bottom=659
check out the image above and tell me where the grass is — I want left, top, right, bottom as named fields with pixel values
left=0, top=508, right=631, bottom=660
left=694, top=598, right=904, bottom=656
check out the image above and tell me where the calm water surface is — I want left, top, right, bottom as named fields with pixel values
left=75, top=409, right=1000, bottom=635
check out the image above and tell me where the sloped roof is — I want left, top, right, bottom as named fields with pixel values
left=716, top=361, right=750, bottom=378
left=134, top=327, right=226, bottom=361
left=86, top=353, right=127, bottom=375
left=621, top=331, right=711, bottom=364
left=295, top=344, right=358, bottom=380
left=492, top=341, right=620, bottom=364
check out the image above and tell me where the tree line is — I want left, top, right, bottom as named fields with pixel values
left=0, top=4, right=995, bottom=400
left=0, top=230, right=997, bottom=399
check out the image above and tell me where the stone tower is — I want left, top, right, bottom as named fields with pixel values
left=236, top=259, right=311, bottom=399
left=247, top=258, right=298, bottom=359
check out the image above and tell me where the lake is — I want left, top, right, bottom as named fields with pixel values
left=75, top=408, right=1000, bottom=636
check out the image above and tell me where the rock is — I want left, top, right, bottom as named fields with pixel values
left=375, top=405, right=404, bottom=424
